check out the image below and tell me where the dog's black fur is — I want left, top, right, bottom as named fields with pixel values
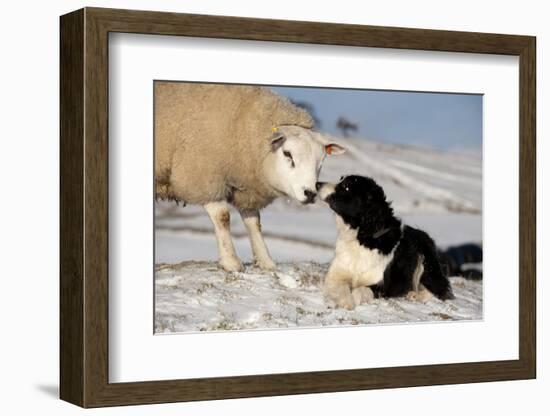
left=319, top=175, right=454, bottom=300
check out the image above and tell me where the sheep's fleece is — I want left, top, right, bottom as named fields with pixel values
left=155, top=82, right=315, bottom=210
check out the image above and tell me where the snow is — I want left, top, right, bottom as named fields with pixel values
left=154, top=137, right=483, bottom=333
left=155, top=262, right=482, bottom=333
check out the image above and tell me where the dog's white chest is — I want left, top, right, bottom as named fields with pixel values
left=333, top=240, right=393, bottom=287
left=331, top=216, right=394, bottom=287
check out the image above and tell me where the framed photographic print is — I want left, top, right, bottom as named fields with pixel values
left=60, top=7, right=536, bottom=408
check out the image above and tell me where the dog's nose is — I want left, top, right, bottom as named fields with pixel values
left=315, top=182, right=325, bottom=192
left=304, top=189, right=317, bottom=204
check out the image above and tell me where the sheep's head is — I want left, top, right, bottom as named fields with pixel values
left=266, top=126, right=345, bottom=204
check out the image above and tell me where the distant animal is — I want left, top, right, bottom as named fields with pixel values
left=336, top=117, right=358, bottom=137
left=155, top=82, right=345, bottom=272
left=317, top=175, right=454, bottom=310
left=439, top=243, right=483, bottom=280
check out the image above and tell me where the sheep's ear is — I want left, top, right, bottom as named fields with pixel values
left=325, top=143, right=346, bottom=155
left=271, top=132, right=286, bottom=151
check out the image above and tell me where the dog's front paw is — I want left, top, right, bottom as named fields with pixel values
left=336, top=294, right=355, bottom=310
left=351, top=286, right=374, bottom=305
left=324, top=283, right=356, bottom=310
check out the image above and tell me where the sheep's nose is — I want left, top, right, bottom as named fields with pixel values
left=304, top=189, right=317, bottom=204
left=315, top=182, right=325, bottom=191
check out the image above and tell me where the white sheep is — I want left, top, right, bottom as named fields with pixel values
left=155, top=82, right=345, bottom=271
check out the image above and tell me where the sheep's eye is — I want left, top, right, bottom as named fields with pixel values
left=283, top=150, right=295, bottom=167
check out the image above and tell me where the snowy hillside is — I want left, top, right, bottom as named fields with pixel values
left=155, top=137, right=482, bottom=333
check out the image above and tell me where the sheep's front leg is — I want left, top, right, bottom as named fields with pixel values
left=204, top=201, right=243, bottom=272
left=239, top=209, right=276, bottom=270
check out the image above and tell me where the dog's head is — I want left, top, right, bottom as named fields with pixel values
left=316, top=175, right=393, bottom=232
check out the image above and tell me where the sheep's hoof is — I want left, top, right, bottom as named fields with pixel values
left=220, top=257, right=243, bottom=272
left=256, top=258, right=277, bottom=271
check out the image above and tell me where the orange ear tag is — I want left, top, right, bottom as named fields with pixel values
left=326, top=145, right=333, bottom=155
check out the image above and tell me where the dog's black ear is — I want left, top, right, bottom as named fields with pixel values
left=359, top=196, right=394, bottom=233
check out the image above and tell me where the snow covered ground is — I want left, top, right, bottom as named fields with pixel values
left=155, top=262, right=482, bottom=333
left=155, top=137, right=483, bottom=333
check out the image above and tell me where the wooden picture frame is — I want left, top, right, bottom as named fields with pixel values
left=60, top=7, right=536, bottom=408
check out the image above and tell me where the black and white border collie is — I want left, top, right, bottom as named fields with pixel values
left=317, top=175, right=454, bottom=310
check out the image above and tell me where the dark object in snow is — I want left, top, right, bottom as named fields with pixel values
left=438, top=243, right=483, bottom=280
